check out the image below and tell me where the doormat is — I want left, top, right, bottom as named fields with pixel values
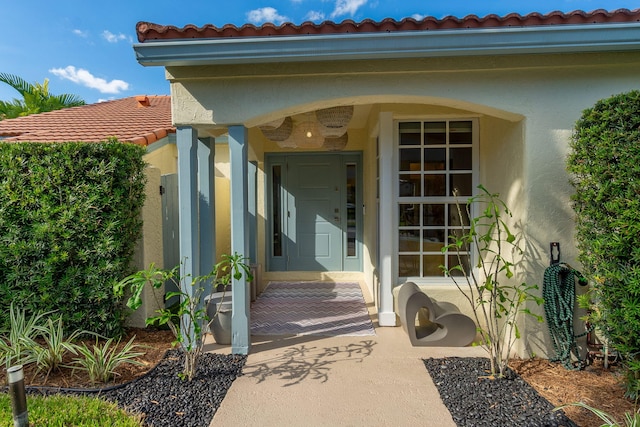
left=251, top=282, right=376, bottom=337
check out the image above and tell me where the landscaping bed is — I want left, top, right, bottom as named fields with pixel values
left=32, top=349, right=247, bottom=427
left=2, top=329, right=635, bottom=427
left=0, top=329, right=246, bottom=427
left=425, top=357, right=575, bottom=427
left=425, top=356, right=635, bottom=427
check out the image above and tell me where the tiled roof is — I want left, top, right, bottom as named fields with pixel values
left=137, top=9, right=640, bottom=42
left=0, top=95, right=173, bottom=146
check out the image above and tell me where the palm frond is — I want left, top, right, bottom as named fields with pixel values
left=0, top=73, right=35, bottom=97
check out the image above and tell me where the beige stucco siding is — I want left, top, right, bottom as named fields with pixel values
left=128, top=165, right=164, bottom=327
left=127, top=141, right=178, bottom=328
left=166, top=53, right=640, bottom=128
left=144, top=140, right=177, bottom=175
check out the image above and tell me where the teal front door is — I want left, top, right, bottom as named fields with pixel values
left=267, top=153, right=362, bottom=272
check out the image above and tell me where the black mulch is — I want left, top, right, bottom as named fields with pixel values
left=26, top=349, right=246, bottom=427
left=423, top=357, right=578, bottom=427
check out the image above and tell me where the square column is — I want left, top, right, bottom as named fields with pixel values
left=176, top=129, right=218, bottom=344
left=378, top=112, right=397, bottom=326
left=228, top=125, right=251, bottom=354
left=176, top=126, right=201, bottom=342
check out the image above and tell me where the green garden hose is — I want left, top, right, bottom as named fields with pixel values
left=542, top=263, right=588, bottom=370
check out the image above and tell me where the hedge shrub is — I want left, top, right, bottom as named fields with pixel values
left=567, top=90, right=640, bottom=397
left=0, top=139, right=147, bottom=337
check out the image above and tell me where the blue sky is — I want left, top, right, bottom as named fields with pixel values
left=2, top=0, right=638, bottom=104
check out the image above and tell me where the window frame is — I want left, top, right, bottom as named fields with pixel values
left=394, top=117, right=479, bottom=285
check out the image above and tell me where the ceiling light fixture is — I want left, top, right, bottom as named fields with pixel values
left=316, top=106, right=354, bottom=137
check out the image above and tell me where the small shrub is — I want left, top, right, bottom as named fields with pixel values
left=0, top=303, right=49, bottom=369
left=442, top=185, right=543, bottom=378
left=72, top=336, right=144, bottom=383
left=32, top=316, right=90, bottom=379
left=115, top=252, right=252, bottom=381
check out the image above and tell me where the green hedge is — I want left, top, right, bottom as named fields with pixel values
left=567, top=90, right=640, bottom=397
left=0, top=139, right=147, bottom=337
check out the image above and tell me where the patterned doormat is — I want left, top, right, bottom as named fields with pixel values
left=250, top=282, right=376, bottom=337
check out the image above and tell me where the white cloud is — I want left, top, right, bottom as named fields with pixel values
left=73, top=29, right=88, bottom=38
left=49, top=66, right=130, bottom=94
left=305, top=10, right=326, bottom=22
left=247, top=7, right=290, bottom=24
left=330, top=0, right=368, bottom=19
left=411, top=14, right=426, bottom=20
left=102, top=30, right=132, bottom=43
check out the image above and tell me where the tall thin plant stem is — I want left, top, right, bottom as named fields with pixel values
left=444, top=185, right=543, bottom=378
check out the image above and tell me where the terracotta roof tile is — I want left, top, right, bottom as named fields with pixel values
left=0, top=96, right=173, bottom=146
left=137, top=9, right=640, bottom=42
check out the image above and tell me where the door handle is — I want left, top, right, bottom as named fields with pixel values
left=334, top=216, right=340, bottom=222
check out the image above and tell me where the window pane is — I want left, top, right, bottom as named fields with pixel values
left=450, top=174, right=472, bottom=196
left=399, top=230, right=421, bottom=251
left=424, top=122, right=446, bottom=145
left=424, top=174, right=446, bottom=196
left=346, top=164, right=357, bottom=257
left=448, top=227, right=469, bottom=245
left=449, top=121, right=473, bottom=144
left=399, top=255, right=420, bottom=277
left=399, top=175, right=420, bottom=197
left=423, top=255, right=445, bottom=276
left=399, top=148, right=420, bottom=171
left=423, top=229, right=445, bottom=251
left=399, top=204, right=420, bottom=226
left=399, top=122, right=421, bottom=146
left=423, top=204, right=444, bottom=226
left=424, top=148, right=446, bottom=171
left=448, top=254, right=470, bottom=276
left=272, top=165, right=282, bottom=257
left=450, top=147, right=472, bottom=170
left=448, top=203, right=469, bottom=227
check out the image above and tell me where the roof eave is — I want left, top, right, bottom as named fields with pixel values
left=134, top=22, right=640, bottom=66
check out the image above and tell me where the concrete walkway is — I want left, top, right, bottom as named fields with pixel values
left=205, top=286, right=485, bottom=426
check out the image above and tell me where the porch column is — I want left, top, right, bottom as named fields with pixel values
left=378, top=112, right=397, bottom=326
left=228, top=125, right=251, bottom=354
left=198, top=137, right=216, bottom=297
left=176, top=126, right=201, bottom=341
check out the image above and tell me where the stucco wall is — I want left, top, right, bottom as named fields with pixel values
left=214, top=143, right=232, bottom=260
left=127, top=140, right=178, bottom=328
left=144, top=139, right=177, bottom=175
left=128, top=165, right=165, bottom=328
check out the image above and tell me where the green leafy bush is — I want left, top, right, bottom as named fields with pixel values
left=0, top=140, right=146, bottom=336
left=567, top=90, right=640, bottom=398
